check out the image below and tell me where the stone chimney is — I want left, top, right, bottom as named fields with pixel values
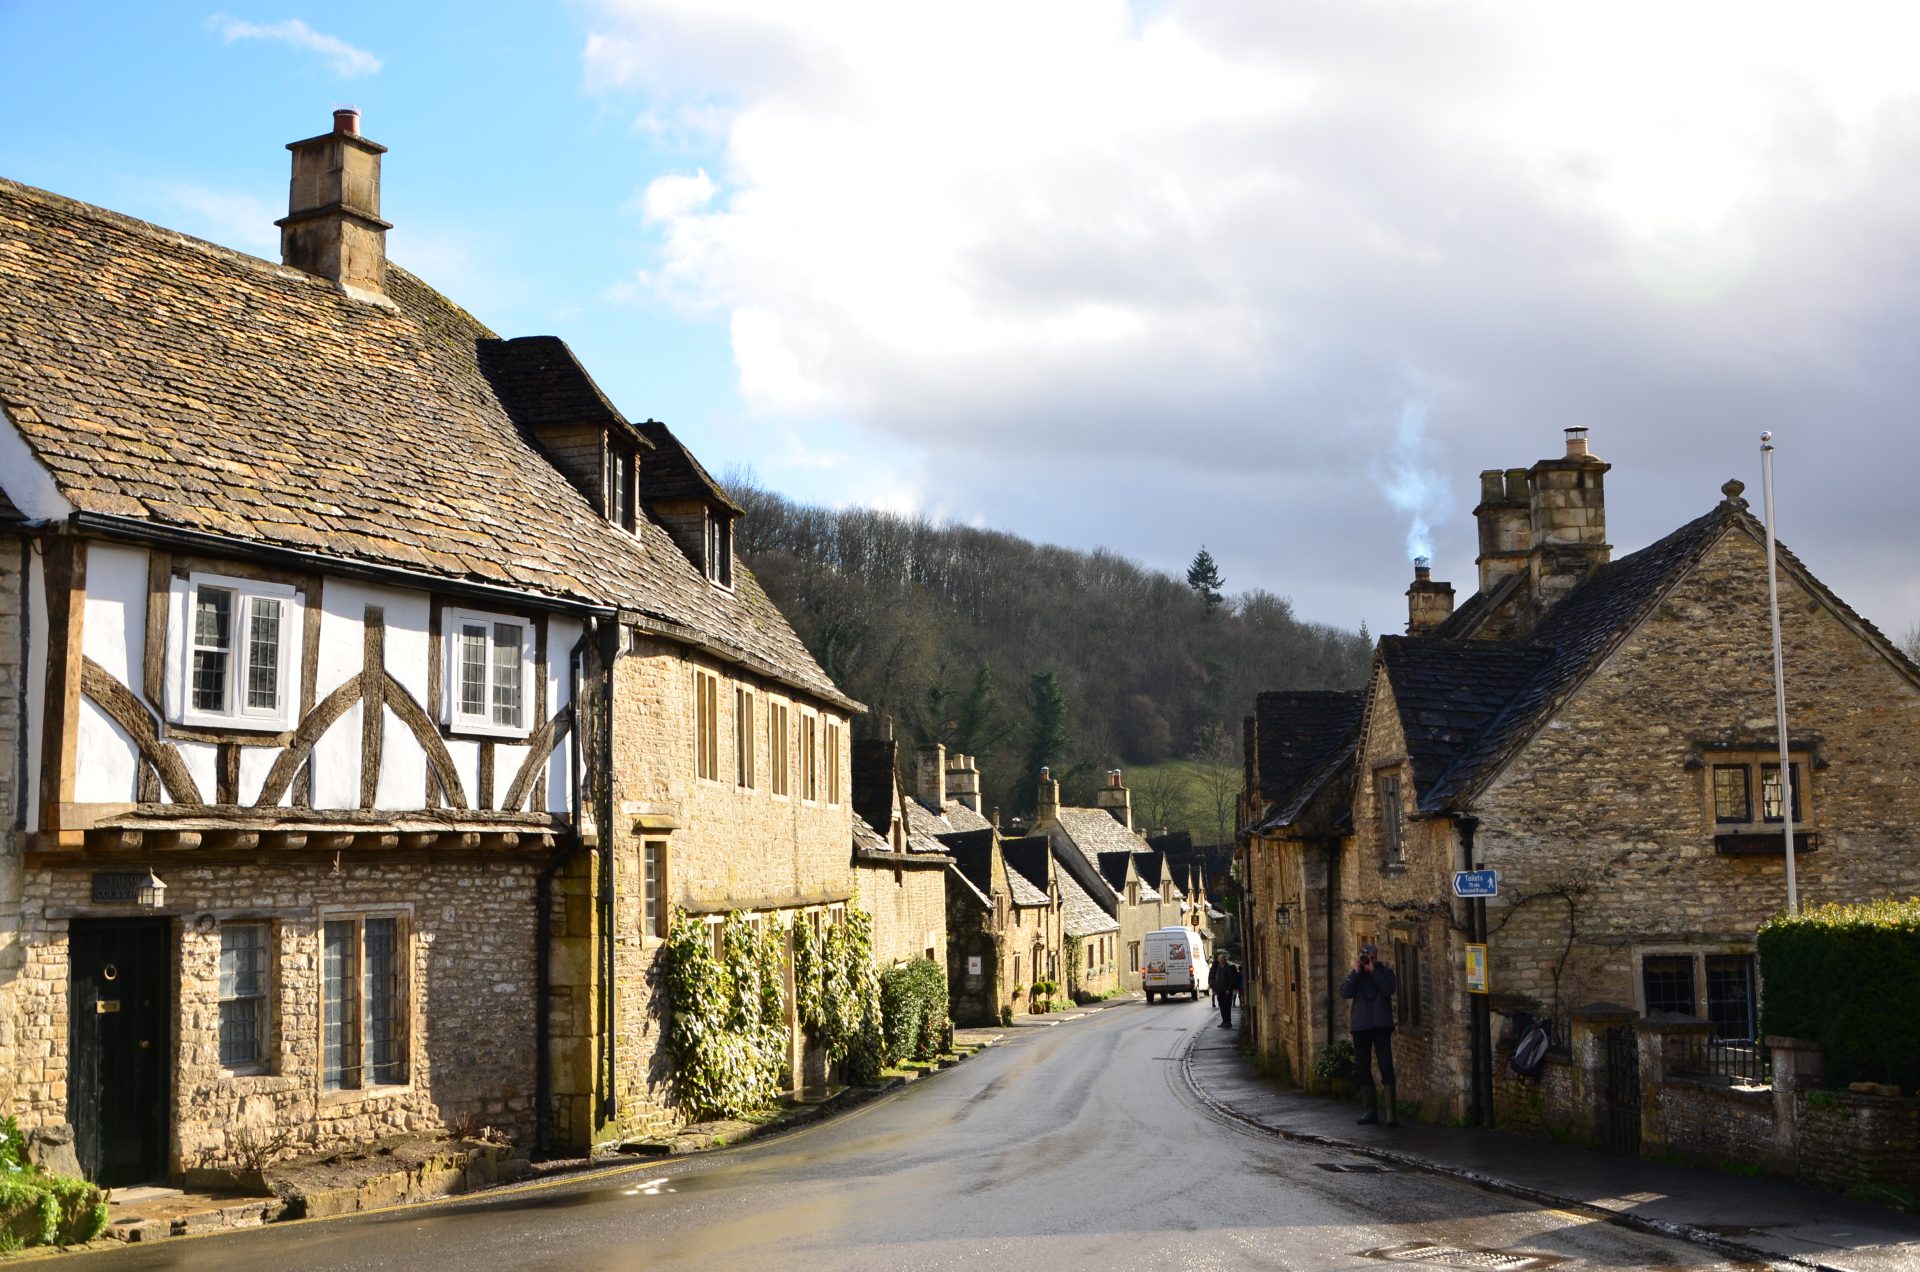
left=277, top=108, right=391, bottom=300
left=1527, top=427, right=1611, bottom=616
left=946, top=752, right=982, bottom=814
left=1474, top=467, right=1532, bottom=594
left=915, top=742, right=948, bottom=810
left=1036, top=768, right=1059, bottom=824
left=1405, top=558, right=1455, bottom=635
left=1095, top=769, right=1132, bottom=831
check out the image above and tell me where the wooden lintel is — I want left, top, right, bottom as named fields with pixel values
left=83, top=827, right=139, bottom=853
left=358, top=832, right=400, bottom=851
left=398, top=831, right=439, bottom=851
left=204, top=830, right=261, bottom=852
left=152, top=831, right=203, bottom=852
left=479, top=831, right=521, bottom=851
left=309, top=833, right=355, bottom=852
left=259, top=831, right=309, bottom=851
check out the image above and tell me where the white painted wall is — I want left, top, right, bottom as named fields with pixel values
left=76, top=699, right=138, bottom=802
left=445, top=737, right=481, bottom=810
left=79, top=544, right=145, bottom=685
left=173, top=740, right=217, bottom=806
left=310, top=704, right=361, bottom=810
left=0, top=408, right=75, bottom=521
left=375, top=707, right=426, bottom=809
left=238, top=746, right=279, bottom=807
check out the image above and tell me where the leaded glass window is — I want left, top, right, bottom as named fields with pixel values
left=447, top=610, right=532, bottom=736
left=1711, top=765, right=1751, bottom=823
left=1643, top=955, right=1695, bottom=1017
left=322, top=916, right=407, bottom=1090
left=219, top=922, right=269, bottom=1069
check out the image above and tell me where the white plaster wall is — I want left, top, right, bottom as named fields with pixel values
left=313, top=589, right=365, bottom=702
left=79, top=544, right=145, bottom=685
left=493, top=743, right=527, bottom=811
left=548, top=618, right=580, bottom=816
left=310, top=705, right=361, bottom=810
left=24, top=552, right=45, bottom=833
left=75, top=698, right=138, bottom=802
left=0, top=408, right=75, bottom=520
left=173, top=740, right=217, bottom=806
left=238, top=746, right=279, bottom=807
left=375, top=707, right=426, bottom=809
left=446, top=737, right=480, bottom=810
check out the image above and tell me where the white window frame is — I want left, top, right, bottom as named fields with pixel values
left=443, top=608, right=535, bottom=739
left=169, top=572, right=304, bottom=731
left=218, top=920, right=273, bottom=1074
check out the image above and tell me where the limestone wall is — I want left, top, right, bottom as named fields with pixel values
left=13, top=856, right=539, bottom=1175
left=855, top=858, right=947, bottom=969
left=0, top=538, right=22, bottom=1113
left=1474, top=529, right=1920, bottom=1021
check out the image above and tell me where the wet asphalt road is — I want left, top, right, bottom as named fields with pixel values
left=66, top=998, right=1768, bottom=1271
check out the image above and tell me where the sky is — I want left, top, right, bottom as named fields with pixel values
left=4, top=2, right=1919, bottom=643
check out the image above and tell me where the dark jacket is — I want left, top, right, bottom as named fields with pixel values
left=1339, top=964, right=1397, bottom=1032
left=1213, top=964, right=1241, bottom=996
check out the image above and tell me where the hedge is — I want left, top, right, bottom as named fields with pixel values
left=1758, top=898, right=1920, bottom=1090
left=879, top=958, right=948, bottom=1064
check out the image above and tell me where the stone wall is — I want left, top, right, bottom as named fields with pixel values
left=1793, top=1091, right=1920, bottom=1196
left=1492, top=1050, right=1575, bottom=1136
left=1474, top=528, right=1920, bottom=1022
left=1644, top=1078, right=1774, bottom=1167
left=14, top=855, right=539, bottom=1176
left=601, top=637, right=855, bottom=1142
left=0, top=537, right=23, bottom=1114
left=855, top=857, right=947, bottom=969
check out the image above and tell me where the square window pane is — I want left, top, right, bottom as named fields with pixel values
left=1712, top=765, right=1751, bottom=823
left=246, top=598, right=281, bottom=710
left=458, top=624, right=488, bottom=717
left=1706, top=956, right=1756, bottom=1040
left=192, top=588, right=234, bottom=712
left=1761, top=765, right=1802, bottom=823
left=1643, top=956, right=1695, bottom=1017
left=219, top=997, right=261, bottom=1067
left=490, top=623, right=522, bottom=727
left=220, top=923, right=266, bottom=998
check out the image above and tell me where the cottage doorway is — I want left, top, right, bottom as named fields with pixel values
left=69, top=918, right=171, bottom=1186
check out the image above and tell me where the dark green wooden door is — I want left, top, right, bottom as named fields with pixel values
left=69, top=918, right=170, bottom=1185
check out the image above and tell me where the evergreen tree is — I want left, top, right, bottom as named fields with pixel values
left=1023, top=670, right=1072, bottom=806
left=1187, top=547, right=1225, bottom=610
left=953, top=662, right=1014, bottom=759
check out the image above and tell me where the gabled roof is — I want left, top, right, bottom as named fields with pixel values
left=1096, top=850, right=1160, bottom=901
left=941, top=828, right=995, bottom=906
left=1378, top=638, right=1553, bottom=800
left=1254, top=690, right=1364, bottom=805
left=635, top=420, right=744, bottom=514
left=476, top=335, right=647, bottom=446
left=1058, top=868, right=1119, bottom=938
left=1133, top=850, right=1183, bottom=901
left=1002, top=835, right=1053, bottom=908
left=1055, top=806, right=1149, bottom=860
left=940, top=800, right=994, bottom=833
left=1418, top=502, right=1737, bottom=811
left=0, top=177, right=848, bottom=708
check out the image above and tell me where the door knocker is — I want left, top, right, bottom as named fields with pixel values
left=101, top=964, right=118, bottom=982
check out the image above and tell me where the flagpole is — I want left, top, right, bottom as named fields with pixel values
left=1761, top=432, right=1798, bottom=914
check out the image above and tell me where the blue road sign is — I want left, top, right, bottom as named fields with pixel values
left=1453, top=869, right=1499, bottom=898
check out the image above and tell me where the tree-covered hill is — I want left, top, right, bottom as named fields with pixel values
left=729, top=480, right=1372, bottom=826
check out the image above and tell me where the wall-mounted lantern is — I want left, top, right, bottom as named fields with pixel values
left=136, top=868, right=167, bottom=910
left=1274, top=903, right=1293, bottom=929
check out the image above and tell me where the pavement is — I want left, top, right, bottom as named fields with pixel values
left=1184, top=1021, right=1920, bottom=1272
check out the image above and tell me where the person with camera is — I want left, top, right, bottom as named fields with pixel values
left=1339, top=942, right=1398, bottom=1126
left=1212, top=953, right=1241, bottom=1029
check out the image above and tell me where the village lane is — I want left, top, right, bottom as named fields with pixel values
left=66, top=1000, right=1763, bottom=1272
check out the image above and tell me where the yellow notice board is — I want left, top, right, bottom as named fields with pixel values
left=1464, top=943, right=1489, bottom=995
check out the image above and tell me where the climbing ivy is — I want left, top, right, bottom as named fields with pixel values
left=800, top=908, right=886, bottom=1084
left=665, top=911, right=789, bottom=1118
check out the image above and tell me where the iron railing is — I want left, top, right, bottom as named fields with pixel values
left=1670, top=1035, right=1773, bottom=1087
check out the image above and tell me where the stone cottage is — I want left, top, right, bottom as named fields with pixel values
left=0, top=110, right=859, bottom=1180
left=849, top=735, right=952, bottom=969
left=1034, top=770, right=1174, bottom=990
left=1239, top=428, right=1920, bottom=1126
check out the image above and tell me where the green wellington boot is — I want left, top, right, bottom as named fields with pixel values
left=1383, top=1084, right=1399, bottom=1126
left=1356, top=1085, right=1379, bottom=1125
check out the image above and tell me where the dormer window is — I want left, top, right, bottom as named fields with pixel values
left=609, top=443, right=638, bottom=533
left=705, top=510, right=733, bottom=586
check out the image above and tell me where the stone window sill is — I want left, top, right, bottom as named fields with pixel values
left=319, top=1081, right=413, bottom=1108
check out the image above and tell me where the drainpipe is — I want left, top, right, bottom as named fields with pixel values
left=595, top=617, right=621, bottom=1129
left=1324, top=836, right=1340, bottom=1062
left=535, top=627, right=592, bottom=1155
left=1457, top=815, right=1493, bottom=1126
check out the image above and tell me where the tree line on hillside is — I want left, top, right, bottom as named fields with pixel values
left=727, top=479, right=1374, bottom=831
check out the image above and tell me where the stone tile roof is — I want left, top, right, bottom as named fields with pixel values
left=635, top=420, right=743, bottom=514
left=0, top=178, right=848, bottom=707
left=476, top=335, right=647, bottom=445
left=1054, top=806, right=1148, bottom=861
left=1419, top=503, right=1739, bottom=811
left=941, top=801, right=994, bottom=833
left=1378, top=638, right=1554, bottom=803
left=1253, top=690, right=1364, bottom=806
left=902, top=798, right=961, bottom=853
left=852, top=817, right=892, bottom=855
left=1057, top=867, right=1118, bottom=938
left=1002, top=836, right=1053, bottom=908
left=904, top=794, right=992, bottom=848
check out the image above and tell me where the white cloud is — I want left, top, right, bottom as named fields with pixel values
left=584, top=0, right=1920, bottom=633
left=207, top=14, right=382, bottom=77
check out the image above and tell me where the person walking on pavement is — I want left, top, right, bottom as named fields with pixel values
left=1214, top=956, right=1241, bottom=1029
left=1339, top=942, right=1397, bottom=1125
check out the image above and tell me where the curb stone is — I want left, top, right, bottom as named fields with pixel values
left=1178, top=1030, right=1834, bottom=1272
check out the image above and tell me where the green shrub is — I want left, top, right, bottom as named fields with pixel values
left=0, top=1169, right=106, bottom=1248
left=1758, top=899, right=1920, bottom=1091
left=1313, top=1038, right=1355, bottom=1088
left=879, top=958, right=949, bottom=1065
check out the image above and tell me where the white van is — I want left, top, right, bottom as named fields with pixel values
left=1142, top=926, right=1210, bottom=1003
